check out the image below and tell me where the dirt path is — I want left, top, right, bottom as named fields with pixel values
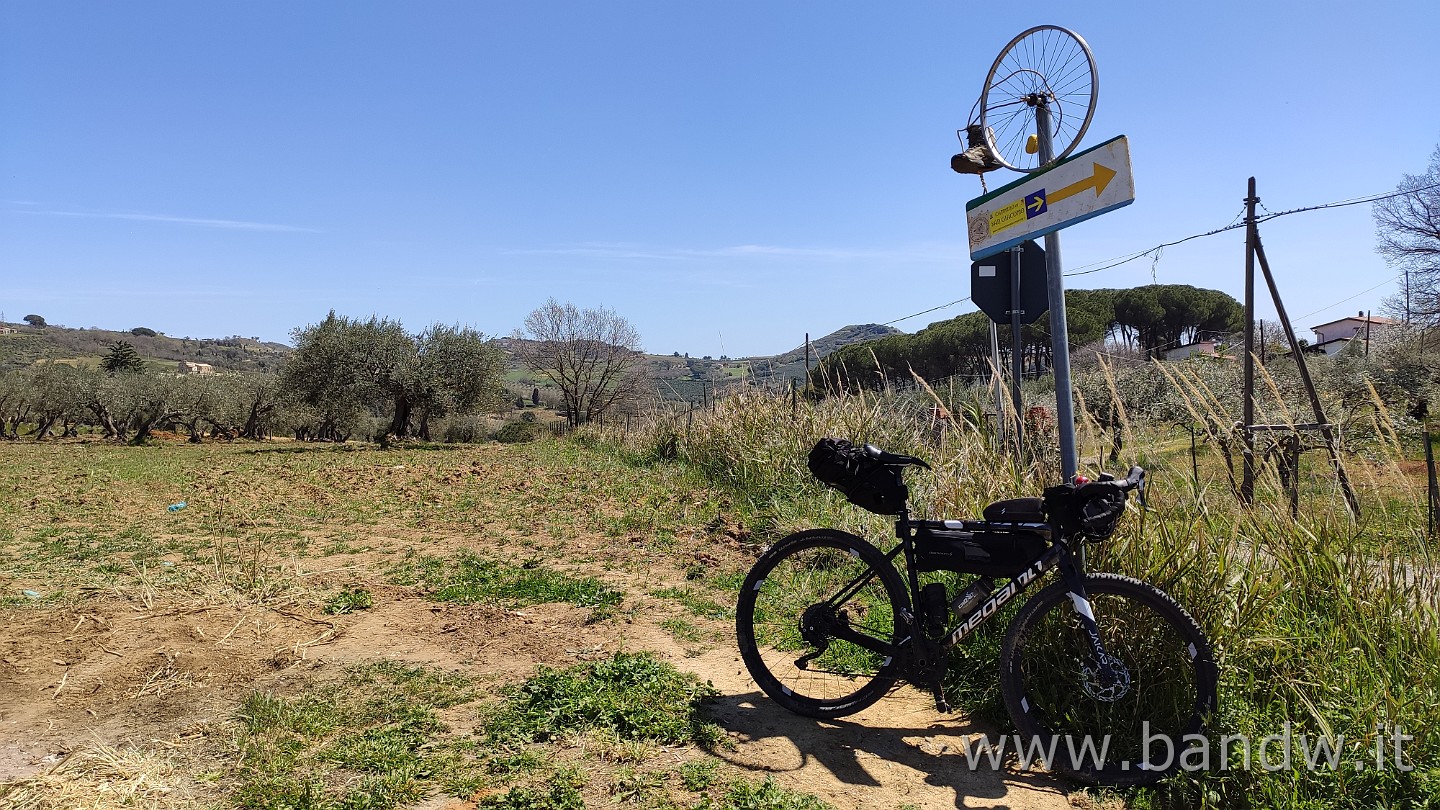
left=2, top=594, right=1074, bottom=810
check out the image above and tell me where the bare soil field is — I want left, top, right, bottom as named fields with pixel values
left=0, top=437, right=1082, bottom=810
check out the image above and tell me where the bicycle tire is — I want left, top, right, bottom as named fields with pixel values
left=999, top=573, right=1217, bottom=786
left=736, top=529, right=910, bottom=719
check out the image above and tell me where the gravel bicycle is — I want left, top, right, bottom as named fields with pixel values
left=735, top=439, right=1217, bottom=786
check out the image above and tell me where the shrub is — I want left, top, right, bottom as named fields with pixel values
left=494, top=420, right=543, bottom=444
left=442, top=414, right=490, bottom=443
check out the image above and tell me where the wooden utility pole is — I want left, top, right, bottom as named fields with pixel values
left=1240, top=176, right=1359, bottom=518
left=1242, top=178, right=1258, bottom=504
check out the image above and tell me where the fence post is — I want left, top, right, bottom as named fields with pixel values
left=1188, top=424, right=1200, bottom=495
left=1426, top=430, right=1437, bottom=538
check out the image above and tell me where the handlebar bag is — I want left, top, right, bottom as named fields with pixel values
left=1043, top=483, right=1127, bottom=540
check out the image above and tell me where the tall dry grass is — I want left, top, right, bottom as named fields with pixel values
left=586, top=377, right=1440, bottom=808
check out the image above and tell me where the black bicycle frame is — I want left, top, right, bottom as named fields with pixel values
left=819, top=510, right=1119, bottom=675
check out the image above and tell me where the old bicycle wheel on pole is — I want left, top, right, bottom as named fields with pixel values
left=975, top=25, right=1098, bottom=482
left=979, top=25, right=1097, bottom=174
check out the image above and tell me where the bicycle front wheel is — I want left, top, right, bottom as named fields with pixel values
left=736, top=529, right=909, bottom=719
left=999, top=573, right=1217, bottom=786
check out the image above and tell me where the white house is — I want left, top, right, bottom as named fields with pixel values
left=1308, top=312, right=1398, bottom=356
left=1162, top=340, right=1219, bottom=361
left=177, top=361, right=215, bottom=375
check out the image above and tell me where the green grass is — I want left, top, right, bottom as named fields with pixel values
left=679, top=758, right=721, bottom=792
left=653, top=586, right=734, bottom=620
left=229, top=660, right=483, bottom=809
left=391, top=549, right=623, bottom=619
left=719, top=777, right=833, bottom=810
left=660, top=616, right=707, bottom=644
left=484, top=651, right=722, bottom=748
left=324, top=586, right=374, bottom=615
left=478, top=782, right=584, bottom=810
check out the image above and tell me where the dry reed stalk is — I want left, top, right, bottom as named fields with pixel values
left=0, top=742, right=198, bottom=810
left=1095, top=355, right=1132, bottom=432
left=1151, top=362, right=1215, bottom=434
left=1176, top=364, right=1237, bottom=426
left=906, top=366, right=952, bottom=421
left=1365, top=379, right=1405, bottom=455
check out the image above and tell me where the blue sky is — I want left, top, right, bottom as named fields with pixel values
left=3, top=1, right=1438, bottom=357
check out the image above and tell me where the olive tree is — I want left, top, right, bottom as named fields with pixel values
left=24, top=363, right=88, bottom=439
left=282, top=312, right=505, bottom=441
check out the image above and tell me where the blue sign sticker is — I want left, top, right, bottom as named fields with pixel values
left=1025, top=190, right=1047, bottom=219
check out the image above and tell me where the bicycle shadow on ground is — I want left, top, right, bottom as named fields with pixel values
left=706, top=690, right=1069, bottom=810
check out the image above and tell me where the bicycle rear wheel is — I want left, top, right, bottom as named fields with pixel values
left=736, top=529, right=909, bottom=718
left=999, top=573, right=1217, bottom=786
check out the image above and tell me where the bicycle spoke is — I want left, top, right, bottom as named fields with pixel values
left=737, top=531, right=907, bottom=717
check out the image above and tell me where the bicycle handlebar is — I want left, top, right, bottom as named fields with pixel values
left=1078, top=466, right=1145, bottom=497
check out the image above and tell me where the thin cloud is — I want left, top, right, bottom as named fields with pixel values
left=15, top=207, right=317, bottom=233
left=501, top=241, right=962, bottom=263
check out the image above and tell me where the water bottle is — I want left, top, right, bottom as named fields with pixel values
left=167, top=501, right=187, bottom=512
left=951, top=580, right=994, bottom=620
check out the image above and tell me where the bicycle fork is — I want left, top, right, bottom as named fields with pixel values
left=1058, top=562, right=1131, bottom=702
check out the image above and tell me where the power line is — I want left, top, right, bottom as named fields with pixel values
left=1254, top=180, right=1440, bottom=223
left=881, top=297, right=971, bottom=326
left=869, top=180, right=1439, bottom=332
left=1293, top=273, right=1405, bottom=323
left=1061, top=180, right=1440, bottom=279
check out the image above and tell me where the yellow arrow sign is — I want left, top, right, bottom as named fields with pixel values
left=966, top=134, right=1134, bottom=260
left=1046, top=162, right=1117, bottom=206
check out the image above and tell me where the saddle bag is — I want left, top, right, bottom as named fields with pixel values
left=807, top=438, right=908, bottom=515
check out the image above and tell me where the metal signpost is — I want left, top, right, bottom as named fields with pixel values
left=972, top=240, right=1047, bottom=454
left=959, top=26, right=1135, bottom=481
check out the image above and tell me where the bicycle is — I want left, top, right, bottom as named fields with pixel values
left=735, top=439, right=1217, bottom=786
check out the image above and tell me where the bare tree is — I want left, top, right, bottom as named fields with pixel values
left=1375, top=144, right=1440, bottom=325
left=513, top=299, right=644, bottom=428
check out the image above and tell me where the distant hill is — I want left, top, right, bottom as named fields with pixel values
left=499, top=324, right=905, bottom=403
left=0, top=320, right=902, bottom=401
left=0, top=323, right=289, bottom=374
left=746, top=324, right=905, bottom=384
